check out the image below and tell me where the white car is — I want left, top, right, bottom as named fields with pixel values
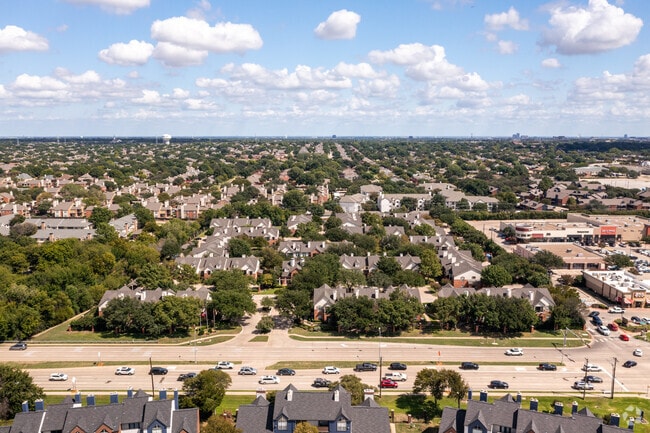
left=215, top=361, right=234, bottom=369
left=115, top=366, right=135, bottom=375
left=581, top=364, right=602, bottom=372
left=633, top=348, right=643, bottom=357
left=572, top=381, right=594, bottom=390
left=49, top=373, right=68, bottom=381
left=258, top=375, right=280, bottom=384
left=597, top=325, right=610, bottom=336
left=504, top=348, right=524, bottom=356
left=322, top=366, right=340, bottom=374
left=608, top=306, right=625, bottom=314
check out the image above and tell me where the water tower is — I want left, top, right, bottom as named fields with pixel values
left=162, top=134, right=172, bottom=145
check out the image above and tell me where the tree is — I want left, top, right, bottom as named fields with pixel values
left=481, top=264, right=512, bottom=287
left=444, top=369, right=469, bottom=408
left=181, top=369, right=232, bottom=421
left=261, top=296, right=275, bottom=311
left=201, top=415, right=242, bottom=433
left=531, top=250, right=564, bottom=269
left=413, top=368, right=446, bottom=404
left=294, top=422, right=319, bottom=433
left=331, top=375, right=375, bottom=405
left=88, top=207, right=114, bottom=228
left=256, top=316, right=274, bottom=333
left=210, top=288, right=256, bottom=324
left=228, top=237, right=252, bottom=258
left=0, top=364, right=45, bottom=420
left=605, top=254, right=633, bottom=269
left=274, top=288, right=312, bottom=323
left=338, top=269, right=366, bottom=290
left=282, top=189, right=309, bottom=213
left=207, top=270, right=251, bottom=292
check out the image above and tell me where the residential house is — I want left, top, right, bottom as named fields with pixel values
left=236, top=384, right=390, bottom=433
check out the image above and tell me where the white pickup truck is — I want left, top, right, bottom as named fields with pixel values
left=383, top=372, right=407, bottom=382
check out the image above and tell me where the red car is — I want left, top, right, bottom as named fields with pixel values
left=608, top=322, right=619, bottom=331
left=620, top=334, right=630, bottom=341
left=380, top=379, right=398, bottom=388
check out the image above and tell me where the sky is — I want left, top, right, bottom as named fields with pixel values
left=0, top=0, right=649, bottom=138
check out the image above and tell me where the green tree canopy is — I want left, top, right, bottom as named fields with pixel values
left=0, top=364, right=45, bottom=420
left=181, top=369, right=232, bottom=421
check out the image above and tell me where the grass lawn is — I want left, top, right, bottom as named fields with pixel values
left=249, top=335, right=269, bottom=342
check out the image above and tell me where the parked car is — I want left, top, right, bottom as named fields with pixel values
left=504, top=348, right=524, bottom=356
left=322, top=366, right=340, bottom=374
left=623, top=360, right=637, bottom=368
left=588, top=311, right=600, bottom=318
left=312, top=378, right=331, bottom=388
left=633, top=348, right=643, bottom=357
left=177, top=372, right=197, bottom=381
left=388, top=362, right=407, bottom=370
left=215, top=361, right=234, bottom=369
left=354, top=362, right=377, bottom=372
left=620, top=334, right=630, bottom=341
left=238, top=366, right=257, bottom=375
left=380, top=379, right=398, bottom=388
left=597, top=325, right=610, bottom=336
left=592, top=316, right=603, bottom=326
left=460, top=362, right=479, bottom=370
left=488, top=380, right=509, bottom=389
left=149, top=367, right=168, bottom=375
left=631, top=316, right=646, bottom=325
left=276, top=368, right=296, bottom=376
left=609, top=306, right=625, bottom=314
left=9, top=342, right=27, bottom=351
left=608, top=322, right=619, bottom=331
left=581, top=364, right=602, bottom=372
left=538, top=363, right=557, bottom=371
left=585, top=375, right=602, bottom=383
left=258, top=375, right=280, bottom=384
left=115, top=367, right=135, bottom=375
left=49, top=373, right=68, bottom=381
left=384, top=372, right=407, bottom=382
left=572, top=381, right=594, bottom=390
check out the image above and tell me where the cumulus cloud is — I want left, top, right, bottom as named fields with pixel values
left=314, top=9, right=361, bottom=40
left=542, top=58, right=562, bottom=68
left=219, top=63, right=351, bottom=90
left=132, top=89, right=161, bottom=104
left=369, top=43, right=463, bottom=81
left=187, top=0, right=211, bottom=20
left=541, top=0, right=643, bottom=55
left=485, top=7, right=529, bottom=31
left=62, top=0, right=150, bottom=15
left=0, top=25, right=49, bottom=54
left=152, top=42, right=208, bottom=67
left=497, top=40, right=517, bottom=54
left=98, top=40, right=154, bottom=66
left=333, top=62, right=380, bottom=79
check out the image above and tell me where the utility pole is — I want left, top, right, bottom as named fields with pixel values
left=378, top=327, right=383, bottom=398
left=149, top=357, right=155, bottom=398
left=583, top=358, right=588, bottom=400
left=610, top=357, right=617, bottom=399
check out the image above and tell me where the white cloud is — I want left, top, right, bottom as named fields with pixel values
left=497, top=40, right=518, bottom=54
left=172, top=88, right=190, bottom=98
left=151, top=17, right=262, bottom=54
left=542, top=0, right=643, bottom=55
left=152, top=42, right=208, bottom=67
left=0, top=25, right=49, bottom=54
left=333, top=62, right=380, bottom=79
left=132, top=89, right=161, bottom=104
left=485, top=7, right=529, bottom=31
left=314, top=9, right=361, bottom=40
left=187, top=0, right=211, bottom=20
left=542, top=58, right=562, bottom=68
left=99, top=40, right=154, bottom=66
left=62, top=0, right=150, bottom=15
left=54, top=68, right=101, bottom=84
left=221, top=63, right=352, bottom=90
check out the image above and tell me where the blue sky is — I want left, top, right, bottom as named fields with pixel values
left=0, top=0, right=648, bottom=137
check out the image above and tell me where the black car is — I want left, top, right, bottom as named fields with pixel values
left=276, top=368, right=296, bottom=376
left=9, top=342, right=27, bottom=351
left=538, top=363, right=557, bottom=371
left=312, top=378, right=331, bottom=388
left=585, top=375, right=603, bottom=383
left=149, top=367, right=168, bottom=375
left=588, top=311, right=600, bottom=318
left=354, top=362, right=378, bottom=372
left=389, top=362, right=407, bottom=370
left=460, top=362, right=479, bottom=370
left=177, top=372, right=197, bottom=381
left=488, top=380, right=509, bottom=389
left=623, top=360, right=637, bottom=368
left=592, top=316, right=603, bottom=326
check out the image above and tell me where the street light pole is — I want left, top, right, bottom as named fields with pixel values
left=378, top=327, right=383, bottom=398
left=610, top=358, right=617, bottom=399
left=583, top=358, right=588, bottom=400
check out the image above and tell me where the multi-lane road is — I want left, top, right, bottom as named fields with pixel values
left=4, top=307, right=649, bottom=397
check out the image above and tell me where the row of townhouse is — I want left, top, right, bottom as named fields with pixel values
left=97, top=283, right=213, bottom=315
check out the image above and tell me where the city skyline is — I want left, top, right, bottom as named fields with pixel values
left=0, top=0, right=648, bottom=137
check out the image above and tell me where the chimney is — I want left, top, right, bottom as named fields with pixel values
left=363, top=389, right=375, bottom=401
left=516, top=393, right=522, bottom=404
left=628, top=417, right=635, bottom=430
left=287, top=389, right=293, bottom=401
left=74, top=393, right=81, bottom=407
left=35, top=399, right=44, bottom=412
left=554, top=402, right=563, bottom=416
left=22, top=401, right=29, bottom=413
left=479, top=390, right=488, bottom=402
left=87, top=395, right=96, bottom=406
left=334, top=390, right=340, bottom=402
left=127, top=387, right=133, bottom=398
left=159, top=389, right=167, bottom=400
left=467, top=389, right=473, bottom=400
left=610, top=413, right=620, bottom=427
left=256, top=388, right=267, bottom=400
left=110, top=392, right=119, bottom=404
left=507, top=288, right=512, bottom=298
left=529, top=398, right=538, bottom=412
left=174, top=389, right=179, bottom=410
left=572, top=401, right=578, bottom=415
left=332, top=290, right=337, bottom=301
left=529, top=291, right=534, bottom=301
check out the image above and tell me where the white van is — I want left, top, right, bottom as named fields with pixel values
left=383, top=372, right=407, bottom=382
